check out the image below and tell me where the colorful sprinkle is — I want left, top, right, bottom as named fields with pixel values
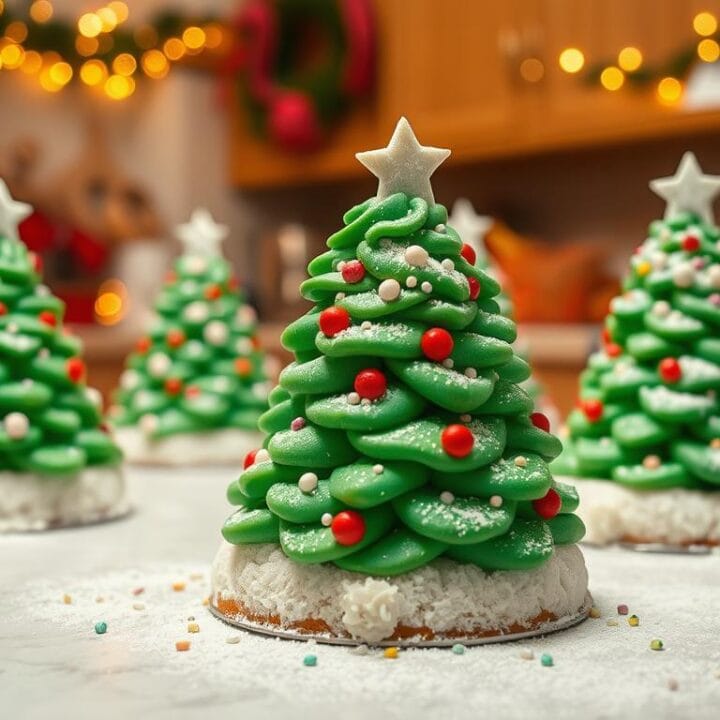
left=541, top=653, right=554, bottom=667
left=132, top=603, right=145, bottom=611
left=452, top=644, right=465, bottom=655
left=650, top=639, right=664, bottom=651
left=617, top=604, right=629, bottom=615
left=188, top=622, right=200, bottom=633
left=131, top=587, right=145, bottom=596
left=303, top=654, right=317, bottom=666
left=94, top=622, right=107, bottom=635
left=589, top=607, right=602, bottom=619
left=667, top=678, right=678, bottom=691
left=172, top=582, right=186, bottom=592
left=175, top=640, right=191, bottom=652
left=62, top=594, right=72, bottom=605
left=606, top=619, right=619, bottom=627
left=384, top=647, right=399, bottom=659
left=519, top=649, right=534, bottom=660
left=226, top=635, right=241, bottom=644
left=628, top=615, right=640, bottom=627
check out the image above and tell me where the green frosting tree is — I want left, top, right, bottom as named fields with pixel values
left=554, top=152, right=720, bottom=489
left=221, top=119, right=584, bottom=576
left=112, top=209, right=267, bottom=441
left=0, top=180, right=121, bottom=475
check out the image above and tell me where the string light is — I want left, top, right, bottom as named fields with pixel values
left=29, top=0, right=53, bottom=24
left=693, top=11, right=717, bottom=36
left=104, top=73, right=134, bottom=100
left=5, top=21, right=28, bottom=43
left=107, top=2, right=129, bottom=24
left=600, top=66, right=624, bottom=91
left=94, top=279, right=127, bottom=325
left=697, top=38, right=720, bottom=62
left=657, top=76, right=682, bottom=105
left=75, top=35, right=98, bottom=56
left=80, top=59, right=108, bottom=86
left=519, top=57, right=544, bottom=83
left=617, top=46, right=642, bottom=72
left=182, top=26, right=206, bottom=52
left=1, top=43, right=25, bottom=69
left=112, top=52, right=136, bottom=76
left=203, top=23, right=225, bottom=50
left=559, top=47, right=585, bottom=73
left=78, top=13, right=103, bottom=38
left=20, top=50, right=43, bottom=74
left=49, top=61, right=72, bottom=86
left=97, top=7, right=118, bottom=33
left=163, top=37, right=186, bottom=61
left=141, top=49, right=169, bottom=79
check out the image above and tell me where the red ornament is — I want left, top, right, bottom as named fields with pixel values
left=0, top=302, right=7, bottom=316
left=331, top=510, right=366, bottom=546
left=467, top=276, right=481, bottom=301
left=581, top=399, right=604, bottom=423
left=166, top=329, right=185, bottom=348
left=659, top=357, right=682, bottom=383
left=532, top=488, right=562, bottom=519
left=164, top=377, right=183, bottom=395
left=354, top=368, right=387, bottom=400
left=66, top=357, right=85, bottom=383
left=235, top=358, right=252, bottom=376
left=268, top=91, right=322, bottom=152
left=165, top=270, right=177, bottom=284
left=39, top=310, right=56, bottom=327
left=185, top=385, right=201, bottom=398
left=341, top=260, right=366, bottom=284
left=319, top=306, right=351, bottom=337
left=460, top=243, right=477, bottom=265
left=682, top=234, right=700, bottom=252
left=243, top=449, right=259, bottom=469
left=136, top=336, right=152, bottom=354
left=530, top=412, right=551, bottom=432
left=29, top=252, right=43, bottom=275
left=601, top=327, right=612, bottom=345
left=251, top=335, right=262, bottom=350
left=441, top=424, right=474, bottom=458
left=421, top=327, right=454, bottom=362
left=605, top=342, right=622, bottom=358
left=205, top=284, right=222, bottom=300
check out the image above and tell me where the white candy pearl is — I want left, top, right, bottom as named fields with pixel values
left=4, top=412, right=29, bottom=439
left=440, top=491, right=455, bottom=505
left=490, top=495, right=503, bottom=508
left=254, top=448, right=271, bottom=464
left=85, top=387, right=103, bottom=408
left=347, top=392, right=361, bottom=405
left=120, top=369, right=140, bottom=390
left=235, top=338, right=253, bottom=354
left=373, top=464, right=384, bottom=474
left=147, top=352, right=171, bottom=378
left=298, top=472, right=318, bottom=493
left=514, top=456, right=528, bottom=467
left=442, top=358, right=454, bottom=369
left=708, top=264, right=720, bottom=289
left=139, top=413, right=159, bottom=435
left=360, top=321, right=372, bottom=331
left=378, top=278, right=401, bottom=302
left=460, top=414, right=472, bottom=423
left=184, top=301, right=209, bottom=322
left=441, top=258, right=455, bottom=271
left=421, top=281, right=433, bottom=293
left=464, top=367, right=478, bottom=379
left=672, top=263, right=695, bottom=288
left=186, top=256, right=207, bottom=274
left=204, top=320, right=228, bottom=345
left=237, top=306, right=257, bottom=325
left=321, top=513, right=333, bottom=527
left=435, top=224, right=446, bottom=233
left=406, top=275, right=418, bottom=288
left=405, top=245, right=429, bottom=267
left=653, top=300, right=671, bottom=317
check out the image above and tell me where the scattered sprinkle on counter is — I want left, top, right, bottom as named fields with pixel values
left=628, top=615, right=640, bottom=627
left=187, top=622, right=200, bottom=633
left=202, top=596, right=210, bottom=606
left=519, top=649, right=534, bottom=660
left=607, top=619, right=619, bottom=627
left=225, top=635, right=241, bottom=645
left=541, top=653, right=553, bottom=667
left=589, top=607, right=602, bottom=619
left=452, top=644, right=465, bottom=655
left=303, top=654, right=317, bottom=667
left=175, top=640, right=191, bottom=652
left=94, top=622, right=107, bottom=635
left=62, top=594, right=72, bottom=605
left=650, top=639, right=664, bottom=651
left=132, top=603, right=145, bottom=611
left=131, top=587, right=145, bottom=596
left=384, top=647, right=399, bottom=659
left=95, top=596, right=105, bottom=603
left=617, top=604, right=629, bottom=615
left=667, top=678, right=679, bottom=691
left=172, top=581, right=186, bottom=592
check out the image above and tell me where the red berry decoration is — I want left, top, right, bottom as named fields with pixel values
left=659, top=357, right=682, bottom=383
left=532, top=488, right=562, bottom=520
left=460, top=243, right=476, bottom=265
left=682, top=234, right=700, bottom=252
left=66, top=357, right=85, bottom=383
left=166, top=329, right=185, bottom=348
left=354, top=368, right=387, bottom=400
left=205, top=284, right=222, bottom=300
left=39, top=310, right=56, bottom=327
left=319, top=306, right=351, bottom=337
left=164, top=377, right=183, bottom=395
left=341, top=260, right=366, bottom=284
left=601, top=327, right=612, bottom=345
left=605, top=342, right=622, bottom=358
left=29, top=252, right=43, bottom=275
left=165, top=270, right=177, bottom=284
left=331, top=510, right=366, bottom=546
left=185, top=385, right=201, bottom=398
left=441, top=424, right=474, bottom=458
left=421, top=327, right=454, bottom=362
left=136, top=336, right=151, bottom=354
left=0, top=302, right=7, bottom=316
left=581, top=399, right=604, bottom=423
left=467, top=276, right=481, bottom=301
left=235, top=358, right=252, bottom=376
left=243, top=449, right=259, bottom=469
left=530, top=412, right=551, bottom=432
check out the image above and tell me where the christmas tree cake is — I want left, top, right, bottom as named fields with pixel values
left=111, top=209, right=267, bottom=466
left=211, top=119, right=589, bottom=645
left=0, top=180, right=125, bottom=531
left=553, top=153, right=720, bottom=548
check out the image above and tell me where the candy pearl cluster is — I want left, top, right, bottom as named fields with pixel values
left=4, top=411, right=29, bottom=439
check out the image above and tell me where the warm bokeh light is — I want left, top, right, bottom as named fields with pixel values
left=49, top=61, right=72, bottom=86
left=657, top=76, right=683, bottom=105
left=182, top=26, right=206, bottom=51
left=75, top=35, right=99, bottom=56
left=203, top=23, right=225, bottom=50
left=29, top=0, right=53, bottom=23
left=78, top=12, right=103, bottom=38
left=112, top=52, right=136, bottom=76
left=698, top=38, right=720, bottom=62
left=519, top=57, right=545, bottom=83
left=39, top=56, right=63, bottom=92
left=141, top=49, right=169, bottom=79
left=97, top=7, right=118, bottom=33
left=163, top=37, right=186, bottom=61
left=1, top=43, right=25, bottom=69
left=600, top=66, right=624, bottom=91
left=693, top=11, right=718, bottom=36
left=5, top=21, right=28, bottom=43
left=19, top=50, right=42, bottom=74
left=108, top=2, right=129, bottom=24
left=80, top=59, right=108, bottom=86
left=94, top=279, right=127, bottom=325
left=559, top=47, right=585, bottom=73
left=617, top=46, right=642, bottom=72
left=104, top=73, right=135, bottom=100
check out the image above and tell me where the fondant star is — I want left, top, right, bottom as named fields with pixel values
left=649, top=152, right=720, bottom=224
left=0, top=179, right=32, bottom=243
left=356, top=117, right=450, bottom=205
left=175, top=208, right=228, bottom=257
left=449, top=198, right=493, bottom=261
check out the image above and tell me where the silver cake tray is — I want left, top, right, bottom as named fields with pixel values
left=208, top=592, right=593, bottom=648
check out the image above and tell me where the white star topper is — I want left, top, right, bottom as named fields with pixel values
left=449, top=198, right=493, bottom=261
left=649, top=152, right=720, bottom=225
left=0, top=179, right=32, bottom=243
left=174, top=208, right=228, bottom=258
left=356, top=117, right=450, bottom=205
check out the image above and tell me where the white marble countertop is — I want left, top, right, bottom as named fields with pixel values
left=2, top=466, right=720, bottom=720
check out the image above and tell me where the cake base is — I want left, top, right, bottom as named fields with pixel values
left=0, top=465, right=128, bottom=533
left=560, top=476, right=720, bottom=551
left=114, top=427, right=263, bottom=467
left=210, top=541, right=590, bottom=646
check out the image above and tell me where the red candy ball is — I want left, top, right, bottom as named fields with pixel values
left=164, top=377, right=183, bottom=395
left=66, top=357, right=85, bottom=383
left=319, top=306, right=351, bottom=337
left=659, top=357, right=682, bottom=383
left=682, top=234, right=700, bottom=252
left=0, top=302, right=7, bottom=316
left=467, top=276, right=481, bottom=300
left=421, top=327, right=454, bottom=362
left=136, top=336, right=152, bottom=354
left=341, top=260, right=366, bottom=284
left=605, top=342, right=622, bottom=358
left=582, top=399, right=604, bottom=423
left=601, top=327, right=612, bottom=345
left=243, top=449, right=259, bottom=469
left=354, top=368, right=387, bottom=400
left=167, top=329, right=185, bottom=348
left=530, top=412, right=551, bottom=432
left=460, top=243, right=477, bottom=265
left=441, top=424, right=474, bottom=458
left=39, top=310, right=56, bottom=327
left=29, top=252, right=43, bottom=275
left=205, top=284, right=222, bottom=300
left=331, top=510, right=366, bottom=546
left=532, top=488, right=562, bottom=519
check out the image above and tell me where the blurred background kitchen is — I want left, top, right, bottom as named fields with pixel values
left=1, top=0, right=719, bottom=414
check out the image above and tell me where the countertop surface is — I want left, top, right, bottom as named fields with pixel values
left=2, top=466, right=720, bottom=720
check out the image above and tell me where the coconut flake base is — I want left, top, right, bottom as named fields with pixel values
left=114, top=426, right=263, bottom=466
left=0, top=465, right=127, bottom=533
left=210, top=541, right=590, bottom=645
left=562, top=476, right=720, bottom=548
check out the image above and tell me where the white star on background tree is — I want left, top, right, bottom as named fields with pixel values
left=449, top=198, right=493, bottom=261
left=0, top=179, right=32, bottom=243
left=356, top=117, right=450, bottom=205
left=175, top=208, right=229, bottom=257
left=649, top=151, right=720, bottom=224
